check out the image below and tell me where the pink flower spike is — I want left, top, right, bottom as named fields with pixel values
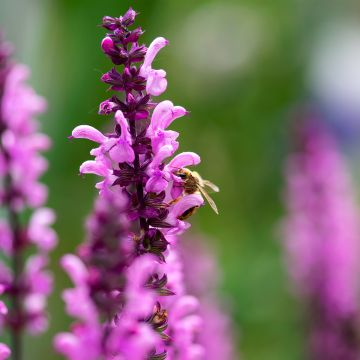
left=71, top=125, right=107, bottom=144
left=167, top=152, right=201, bottom=170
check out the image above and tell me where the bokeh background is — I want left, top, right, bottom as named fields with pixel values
left=1, top=0, right=360, bottom=359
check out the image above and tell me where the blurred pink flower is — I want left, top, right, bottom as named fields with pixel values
left=0, top=35, right=56, bottom=353
left=282, top=118, right=360, bottom=359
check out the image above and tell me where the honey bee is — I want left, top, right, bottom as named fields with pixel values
left=174, top=168, right=219, bottom=215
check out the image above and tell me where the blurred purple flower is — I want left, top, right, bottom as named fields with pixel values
left=0, top=35, right=56, bottom=357
left=282, top=118, right=360, bottom=359
left=54, top=6, right=224, bottom=359
left=180, top=237, right=238, bottom=360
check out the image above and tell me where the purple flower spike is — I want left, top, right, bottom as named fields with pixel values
left=58, top=7, right=220, bottom=360
left=0, top=36, right=56, bottom=356
left=282, top=117, right=360, bottom=359
left=180, top=236, right=238, bottom=360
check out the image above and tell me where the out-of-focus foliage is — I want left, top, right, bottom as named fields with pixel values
left=1, top=0, right=359, bottom=359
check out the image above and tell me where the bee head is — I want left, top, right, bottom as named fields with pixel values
left=174, top=168, right=190, bottom=180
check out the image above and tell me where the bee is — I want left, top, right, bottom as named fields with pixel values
left=174, top=168, right=219, bottom=215
left=177, top=206, right=199, bottom=220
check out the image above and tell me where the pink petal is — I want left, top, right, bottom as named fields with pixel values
left=53, top=333, right=79, bottom=358
left=109, top=140, right=135, bottom=163
left=145, top=171, right=169, bottom=193
left=0, top=344, right=10, bottom=360
left=71, top=125, right=106, bottom=144
left=151, top=101, right=187, bottom=131
left=101, top=36, right=115, bottom=53
left=172, top=295, right=199, bottom=320
left=151, top=144, right=174, bottom=169
left=30, top=208, right=55, bottom=227
left=30, top=133, right=51, bottom=151
left=61, top=255, right=87, bottom=286
left=167, top=152, right=201, bottom=170
left=141, top=37, right=169, bottom=72
left=0, top=301, right=8, bottom=315
left=79, top=160, right=108, bottom=177
left=151, top=129, right=179, bottom=154
left=146, top=70, right=167, bottom=96
left=115, top=110, right=132, bottom=143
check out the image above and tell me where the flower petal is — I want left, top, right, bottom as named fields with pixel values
left=101, top=36, right=115, bottom=54
left=145, top=171, right=169, bottom=193
left=146, top=70, right=167, bottom=96
left=61, top=255, right=88, bottom=286
left=151, top=101, right=187, bottom=131
left=151, top=144, right=174, bottom=169
left=109, top=140, right=135, bottom=163
left=79, top=160, right=108, bottom=177
left=115, top=110, right=132, bottom=143
left=0, top=344, right=11, bottom=360
left=71, top=125, right=107, bottom=144
left=167, top=152, right=201, bottom=170
left=141, top=37, right=169, bottom=72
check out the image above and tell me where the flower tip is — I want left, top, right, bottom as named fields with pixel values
left=67, top=135, right=74, bottom=140
left=101, top=36, right=114, bottom=53
left=100, top=73, right=110, bottom=82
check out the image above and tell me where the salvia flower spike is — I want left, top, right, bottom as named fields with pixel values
left=55, top=7, right=220, bottom=359
left=282, top=118, right=360, bottom=359
left=0, top=35, right=57, bottom=360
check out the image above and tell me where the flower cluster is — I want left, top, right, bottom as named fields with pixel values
left=282, top=118, right=360, bottom=359
left=180, top=237, right=237, bottom=360
left=0, top=36, right=57, bottom=358
left=55, top=7, right=212, bottom=359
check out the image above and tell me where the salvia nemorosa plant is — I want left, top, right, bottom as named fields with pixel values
left=282, top=117, right=360, bottom=360
left=0, top=36, right=57, bottom=360
left=54, top=7, right=220, bottom=360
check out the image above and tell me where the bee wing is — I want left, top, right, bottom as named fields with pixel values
left=202, top=180, right=220, bottom=193
left=198, top=187, right=219, bottom=215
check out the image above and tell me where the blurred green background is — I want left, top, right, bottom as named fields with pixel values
left=1, top=0, right=359, bottom=359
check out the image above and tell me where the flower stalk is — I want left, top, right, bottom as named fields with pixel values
left=0, top=35, right=57, bottom=360
left=55, top=7, right=219, bottom=359
left=282, top=117, right=360, bottom=359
